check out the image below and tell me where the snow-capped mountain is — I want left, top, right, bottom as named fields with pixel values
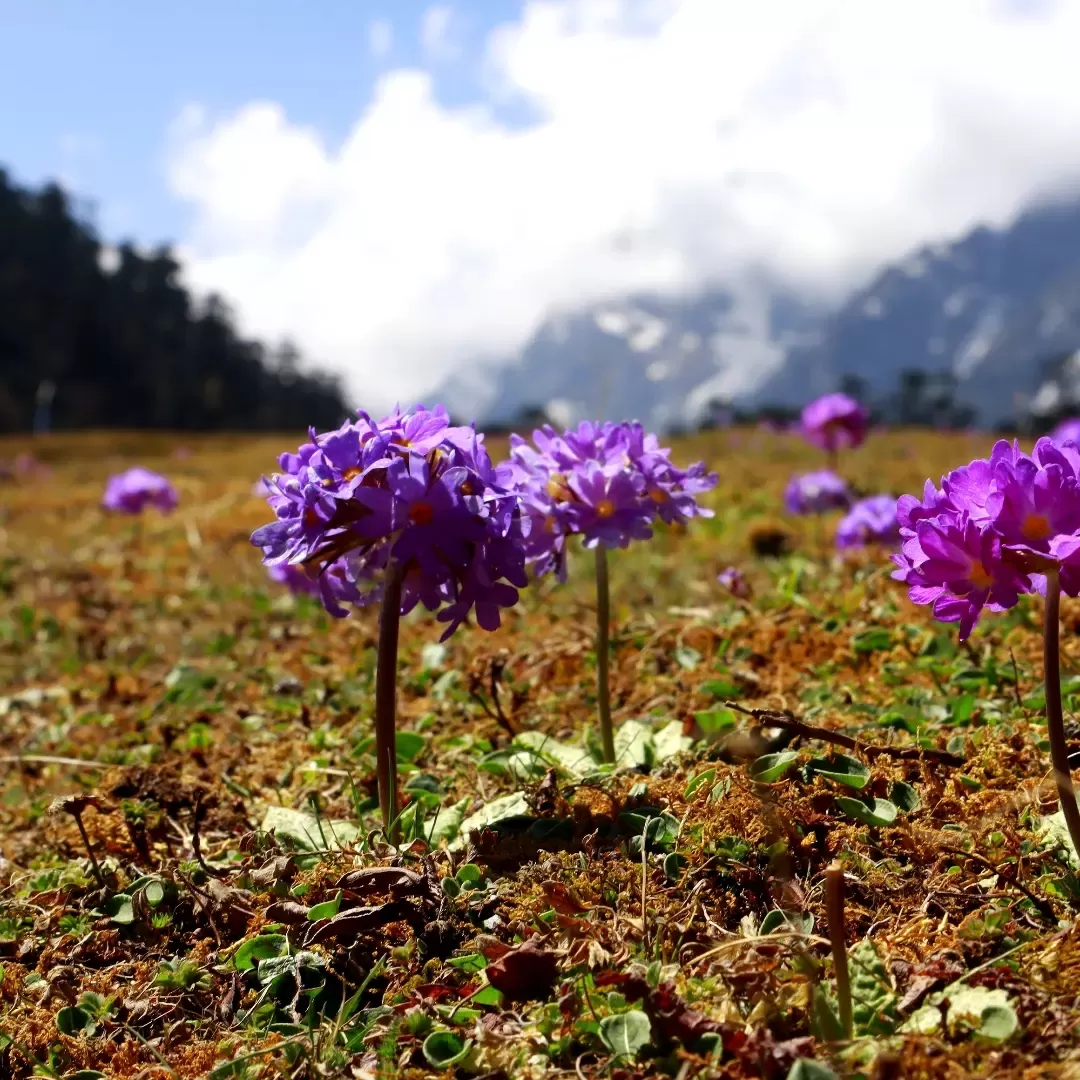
left=438, top=281, right=823, bottom=430
left=752, top=197, right=1080, bottom=427
left=437, top=196, right=1080, bottom=430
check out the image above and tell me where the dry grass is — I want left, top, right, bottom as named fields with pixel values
left=0, top=427, right=1077, bottom=1078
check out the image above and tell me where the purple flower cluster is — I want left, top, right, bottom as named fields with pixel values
left=102, top=467, right=179, bottom=515
left=892, top=437, right=1080, bottom=639
left=503, top=421, right=718, bottom=579
left=783, top=470, right=851, bottom=515
left=251, top=405, right=526, bottom=639
left=717, top=566, right=752, bottom=599
left=801, top=393, right=869, bottom=453
left=836, top=495, right=900, bottom=550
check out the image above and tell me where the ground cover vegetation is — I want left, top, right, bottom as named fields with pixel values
left=1, top=423, right=1079, bottom=1079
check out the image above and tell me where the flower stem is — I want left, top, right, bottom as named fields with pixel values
left=595, top=546, right=616, bottom=764
left=375, top=561, right=405, bottom=841
left=1043, top=566, right=1080, bottom=867
left=825, top=860, right=853, bottom=1039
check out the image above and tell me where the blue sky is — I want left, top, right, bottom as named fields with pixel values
left=0, top=0, right=523, bottom=243
left=3, top=0, right=1079, bottom=411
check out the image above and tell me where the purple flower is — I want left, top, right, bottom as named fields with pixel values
left=783, top=470, right=851, bottom=515
left=836, top=495, right=900, bottom=550
left=891, top=514, right=1027, bottom=640
left=717, top=566, right=751, bottom=599
left=251, top=404, right=525, bottom=640
left=268, top=562, right=321, bottom=597
left=102, top=467, right=179, bottom=515
left=800, top=393, right=869, bottom=453
left=1050, top=418, right=1080, bottom=447
left=503, top=420, right=717, bottom=576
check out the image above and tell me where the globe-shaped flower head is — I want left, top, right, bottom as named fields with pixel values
left=836, top=495, right=900, bottom=549
left=251, top=404, right=527, bottom=640
left=102, top=467, right=179, bottom=515
left=801, top=393, right=869, bottom=454
left=784, top=470, right=851, bottom=516
left=504, top=420, right=718, bottom=579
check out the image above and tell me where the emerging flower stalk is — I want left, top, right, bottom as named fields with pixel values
left=505, top=420, right=717, bottom=762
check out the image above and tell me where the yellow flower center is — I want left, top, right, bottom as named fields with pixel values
left=968, top=561, right=993, bottom=590
left=596, top=499, right=616, bottom=519
left=649, top=488, right=668, bottom=504
left=460, top=479, right=474, bottom=496
left=342, top=466, right=362, bottom=481
left=546, top=473, right=573, bottom=502
left=1022, top=512, right=1051, bottom=541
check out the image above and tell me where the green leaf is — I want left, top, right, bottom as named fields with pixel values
left=143, top=879, right=166, bottom=908
left=56, top=1005, right=94, bottom=1036
left=104, top=894, right=134, bottom=925
left=307, top=890, right=342, bottom=921
left=760, top=909, right=813, bottom=935
left=512, top=731, right=594, bottom=777
left=903, top=984, right=1017, bottom=1040
left=674, top=646, right=702, bottom=671
left=852, top=628, right=893, bottom=654
left=804, top=754, right=870, bottom=790
left=786, top=1061, right=839, bottom=1080
left=449, top=791, right=531, bottom=851
left=420, top=642, right=447, bottom=671
left=259, top=806, right=362, bottom=852
left=835, top=796, right=897, bottom=827
left=614, top=718, right=654, bottom=768
left=395, top=730, right=426, bottom=763
left=890, top=780, right=920, bottom=813
left=849, top=938, right=899, bottom=1036
left=978, top=1003, right=1019, bottom=1042
left=663, top=852, right=688, bottom=882
left=684, top=767, right=716, bottom=799
left=452, top=863, right=480, bottom=886
left=653, top=719, right=693, bottom=762
left=749, top=750, right=800, bottom=783
left=693, top=708, right=737, bottom=737
left=598, top=1010, right=652, bottom=1058
left=423, top=1030, right=473, bottom=1068
left=232, top=934, right=288, bottom=972
left=423, top=797, right=469, bottom=848
left=700, top=678, right=741, bottom=699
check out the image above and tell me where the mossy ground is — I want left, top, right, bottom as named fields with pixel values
left=1, top=428, right=1079, bottom=1079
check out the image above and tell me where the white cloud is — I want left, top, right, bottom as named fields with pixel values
left=369, top=18, right=393, bottom=58
left=166, top=0, right=1080, bottom=412
left=420, top=5, right=458, bottom=60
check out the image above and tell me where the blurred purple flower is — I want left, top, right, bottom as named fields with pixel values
left=800, top=393, right=869, bottom=453
left=102, top=467, right=179, bottom=515
left=268, top=562, right=321, bottom=596
left=783, top=470, right=851, bottom=515
left=1050, top=417, right=1080, bottom=446
left=836, top=495, right=900, bottom=550
left=717, top=566, right=751, bottom=599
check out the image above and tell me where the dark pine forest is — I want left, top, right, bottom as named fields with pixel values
left=0, top=170, right=350, bottom=433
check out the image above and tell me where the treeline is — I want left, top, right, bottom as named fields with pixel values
left=0, top=170, right=350, bottom=433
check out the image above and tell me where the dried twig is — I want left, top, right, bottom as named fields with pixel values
left=725, top=701, right=965, bottom=766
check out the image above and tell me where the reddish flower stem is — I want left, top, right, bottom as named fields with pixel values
left=595, top=546, right=616, bottom=764
left=825, top=860, right=852, bottom=1039
left=1043, top=567, right=1080, bottom=867
left=375, top=561, right=405, bottom=840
